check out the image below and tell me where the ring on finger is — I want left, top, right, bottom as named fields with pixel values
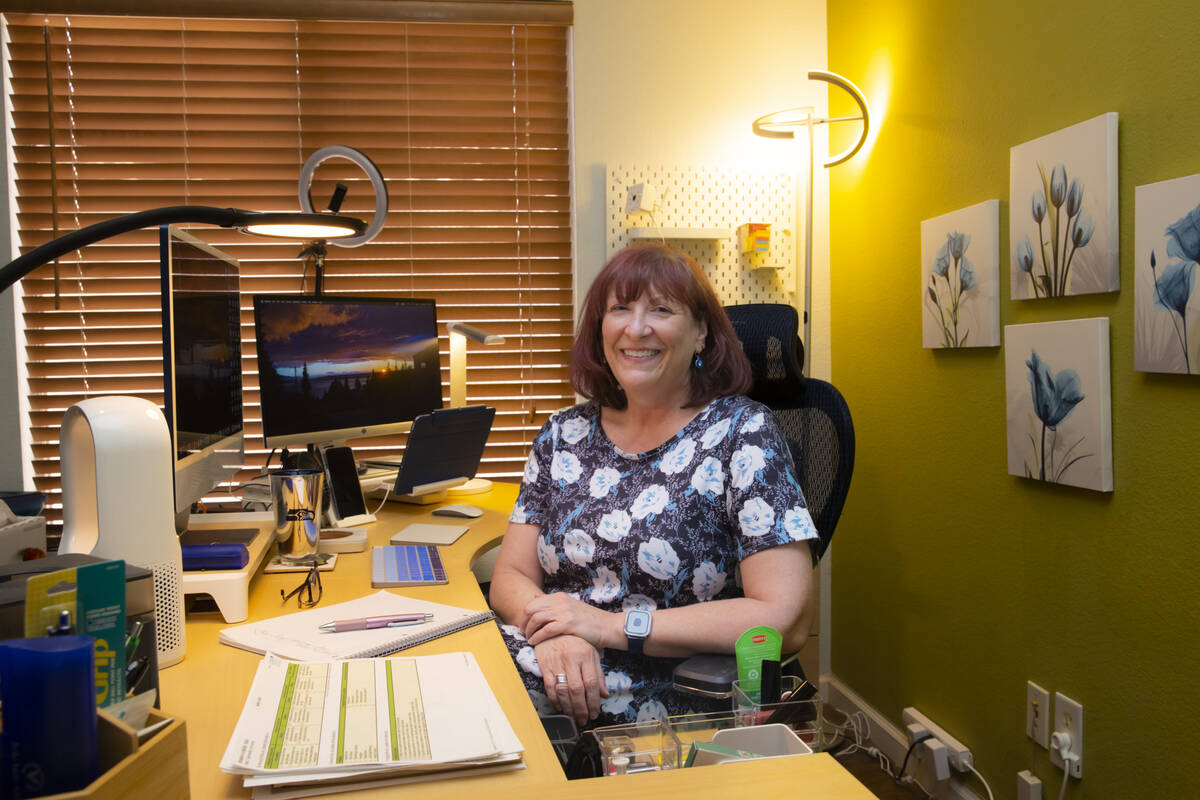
left=555, top=673, right=568, bottom=686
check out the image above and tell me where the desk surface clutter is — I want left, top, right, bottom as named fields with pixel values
left=159, top=482, right=875, bottom=799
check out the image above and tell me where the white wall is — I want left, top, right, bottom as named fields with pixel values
left=571, top=0, right=831, bottom=378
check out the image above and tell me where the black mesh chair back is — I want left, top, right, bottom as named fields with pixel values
left=724, top=304, right=855, bottom=563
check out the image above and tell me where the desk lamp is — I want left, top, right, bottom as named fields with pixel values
left=446, top=321, right=505, bottom=495
left=0, top=206, right=365, bottom=293
left=751, top=69, right=871, bottom=375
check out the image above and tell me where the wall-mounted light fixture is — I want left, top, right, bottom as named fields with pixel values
left=752, top=69, right=871, bottom=374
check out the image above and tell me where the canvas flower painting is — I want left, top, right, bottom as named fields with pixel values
left=920, top=200, right=1000, bottom=348
left=1134, top=173, right=1200, bottom=374
left=1010, top=114, right=1119, bottom=299
left=1005, top=318, right=1112, bottom=492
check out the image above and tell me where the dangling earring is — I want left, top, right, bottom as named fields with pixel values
left=694, top=353, right=703, bottom=369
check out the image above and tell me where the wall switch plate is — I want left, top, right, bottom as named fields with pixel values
left=1017, top=769, right=1043, bottom=800
left=1050, top=692, right=1083, bottom=778
left=1027, top=680, right=1050, bottom=748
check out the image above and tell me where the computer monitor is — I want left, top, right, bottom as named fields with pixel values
left=252, top=295, right=443, bottom=451
left=159, top=226, right=245, bottom=532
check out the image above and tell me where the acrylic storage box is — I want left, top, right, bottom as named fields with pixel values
left=730, top=675, right=823, bottom=750
left=591, top=718, right=682, bottom=775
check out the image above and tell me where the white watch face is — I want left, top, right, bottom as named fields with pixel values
left=624, top=610, right=651, bottom=637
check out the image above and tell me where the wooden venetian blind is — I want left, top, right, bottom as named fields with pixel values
left=4, top=13, right=572, bottom=536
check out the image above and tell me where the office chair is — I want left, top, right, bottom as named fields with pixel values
left=670, top=305, right=855, bottom=701
left=723, top=303, right=855, bottom=563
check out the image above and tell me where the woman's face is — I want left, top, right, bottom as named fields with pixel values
left=601, top=290, right=707, bottom=402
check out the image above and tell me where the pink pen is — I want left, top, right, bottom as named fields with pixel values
left=318, top=613, right=433, bottom=633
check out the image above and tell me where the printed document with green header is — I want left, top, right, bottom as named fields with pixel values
left=219, top=651, right=522, bottom=779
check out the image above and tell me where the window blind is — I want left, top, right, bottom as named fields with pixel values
left=4, top=13, right=573, bottom=541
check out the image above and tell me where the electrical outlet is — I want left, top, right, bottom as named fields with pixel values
left=1027, top=680, right=1050, bottom=748
left=1050, top=692, right=1083, bottom=778
left=902, top=707, right=973, bottom=771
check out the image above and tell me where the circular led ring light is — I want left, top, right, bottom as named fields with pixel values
left=298, top=145, right=389, bottom=247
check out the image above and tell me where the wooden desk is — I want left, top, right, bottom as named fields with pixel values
left=159, top=482, right=872, bottom=798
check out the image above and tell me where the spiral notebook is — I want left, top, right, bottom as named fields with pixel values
left=217, top=590, right=496, bottom=661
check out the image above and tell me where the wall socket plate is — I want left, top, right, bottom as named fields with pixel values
left=1050, top=692, right=1083, bottom=778
left=1026, top=680, right=1050, bottom=748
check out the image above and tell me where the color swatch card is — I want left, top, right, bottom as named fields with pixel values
left=371, top=545, right=447, bottom=587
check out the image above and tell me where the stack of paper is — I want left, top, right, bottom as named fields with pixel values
left=220, top=651, right=523, bottom=798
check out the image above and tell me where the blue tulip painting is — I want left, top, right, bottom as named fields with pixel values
left=920, top=200, right=1001, bottom=348
left=1135, top=173, right=1200, bottom=374
left=1005, top=319, right=1113, bottom=492
left=1010, top=114, right=1119, bottom=300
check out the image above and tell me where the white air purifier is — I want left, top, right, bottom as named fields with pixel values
left=58, top=396, right=186, bottom=667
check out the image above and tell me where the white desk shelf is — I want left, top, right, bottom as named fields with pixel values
left=627, top=226, right=732, bottom=240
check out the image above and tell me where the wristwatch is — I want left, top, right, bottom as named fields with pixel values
left=623, top=609, right=652, bottom=654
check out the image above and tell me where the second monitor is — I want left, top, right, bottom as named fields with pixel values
left=253, top=294, right=443, bottom=451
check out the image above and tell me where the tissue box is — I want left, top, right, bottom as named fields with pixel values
left=0, top=511, right=47, bottom=563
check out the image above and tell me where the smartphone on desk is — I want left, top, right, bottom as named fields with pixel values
left=322, top=445, right=376, bottom=528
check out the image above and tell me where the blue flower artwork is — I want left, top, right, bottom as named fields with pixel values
left=1134, top=174, right=1200, bottom=374
left=1009, top=114, right=1119, bottom=300
left=920, top=200, right=1001, bottom=349
left=1005, top=319, right=1113, bottom=493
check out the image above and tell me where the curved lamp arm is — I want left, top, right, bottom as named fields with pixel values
left=751, top=69, right=871, bottom=167
left=0, top=205, right=366, bottom=293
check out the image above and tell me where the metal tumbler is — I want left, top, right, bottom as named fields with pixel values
left=270, top=469, right=324, bottom=562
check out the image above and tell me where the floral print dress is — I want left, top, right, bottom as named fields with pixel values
left=497, top=394, right=817, bottom=728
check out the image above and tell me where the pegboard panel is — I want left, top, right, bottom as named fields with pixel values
left=606, top=164, right=801, bottom=306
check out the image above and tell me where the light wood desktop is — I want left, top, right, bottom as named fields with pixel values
left=158, top=481, right=872, bottom=799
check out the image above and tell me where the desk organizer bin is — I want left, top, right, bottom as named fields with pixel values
left=589, top=682, right=823, bottom=776
left=731, top=675, right=822, bottom=749
left=592, top=718, right=682, bottom=775
left=46, top=708, right=189, bottom=800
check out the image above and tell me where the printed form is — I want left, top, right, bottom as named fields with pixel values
left=221, top=651, right=519, bottom=778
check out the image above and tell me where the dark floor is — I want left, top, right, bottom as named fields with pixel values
left=834, top=749, right=931, bottom=799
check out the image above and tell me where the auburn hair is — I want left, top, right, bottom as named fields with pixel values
left=571, top=244, right=752, bottom=409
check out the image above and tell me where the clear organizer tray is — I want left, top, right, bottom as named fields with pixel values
left=590, top=676, right=822, bottom=776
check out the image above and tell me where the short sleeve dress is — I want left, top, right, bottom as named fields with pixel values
left=496, top=394, right=816, bottom=727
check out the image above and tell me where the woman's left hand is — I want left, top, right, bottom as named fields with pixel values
left=523, top=592, right=614, bottom=649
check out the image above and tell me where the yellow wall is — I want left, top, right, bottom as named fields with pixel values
left=829, top=1, right=1200, bottom=796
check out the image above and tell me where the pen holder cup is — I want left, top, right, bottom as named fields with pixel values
left=591, top=719, right=682, bottom=775
left=270, top=469, right=324, bottom=563
left=731, top=676, right=822, bottom=746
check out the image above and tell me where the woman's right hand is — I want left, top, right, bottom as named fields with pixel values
left=534, top=634, right=608, bottom=727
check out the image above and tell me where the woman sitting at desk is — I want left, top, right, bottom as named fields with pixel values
left=489, top=244, right=817, bottom=728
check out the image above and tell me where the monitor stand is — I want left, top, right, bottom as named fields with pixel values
left=179, top=511, right=275, bottom=623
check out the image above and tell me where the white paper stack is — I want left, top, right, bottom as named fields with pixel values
left=220, top=651, right=523, bottom=798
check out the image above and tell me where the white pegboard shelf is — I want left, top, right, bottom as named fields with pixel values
left=607, top=164, right=800, bottom=306
left=628, top=226, right=732, bottom=240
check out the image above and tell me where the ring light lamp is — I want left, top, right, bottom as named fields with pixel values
left=298, top=145, right=389, bottom=248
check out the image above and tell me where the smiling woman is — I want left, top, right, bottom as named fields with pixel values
left=487, top=244, right=821, bottom=734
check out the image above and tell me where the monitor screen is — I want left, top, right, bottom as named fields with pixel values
left=159, top=226, right=245, bottom=526
left=253, top=295, right=443, bottom=450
